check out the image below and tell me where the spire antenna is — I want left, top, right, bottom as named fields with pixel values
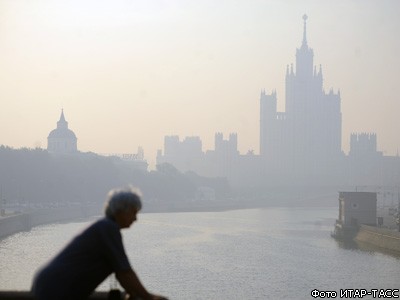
left=302, top=14, right=308, bottom=47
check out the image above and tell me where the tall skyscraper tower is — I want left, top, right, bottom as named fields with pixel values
left=260, top=15, right=342, bottom=183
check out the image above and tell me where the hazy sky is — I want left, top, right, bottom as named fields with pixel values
left=0, top=0, right=399, bottom=168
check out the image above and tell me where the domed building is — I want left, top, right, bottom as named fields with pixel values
left=47, top=110, right=78, bottom=154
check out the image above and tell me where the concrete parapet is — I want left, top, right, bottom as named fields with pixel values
left=0, top=214, right=31, bottom=238
left=0, top=205, right=100, bottom=239
left=355, top=225, right=400, bottom=253
left=0, top=291, right=120, bottom=299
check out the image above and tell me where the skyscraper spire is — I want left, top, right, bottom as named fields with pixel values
left=302, top=14, right=308, bottom=48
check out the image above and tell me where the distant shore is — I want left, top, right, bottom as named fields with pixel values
left=0, top=205, right=100, bottom=239
left=0, top=194, right=340, bottom=240
left=142, top=197, right=338, bottom=214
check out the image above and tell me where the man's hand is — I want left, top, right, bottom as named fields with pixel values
left=150, top=294, right=168, bottom=300
left=117, top=269, right=168, bottom=300
left=125, top=294, right=168, bottom=300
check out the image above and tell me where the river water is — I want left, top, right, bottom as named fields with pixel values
left=0, top=207, right=399, bottom=299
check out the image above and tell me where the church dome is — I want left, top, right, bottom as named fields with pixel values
left=47, top=110, right=78, bottom=154
left=48, top=127, right=77, bottom=139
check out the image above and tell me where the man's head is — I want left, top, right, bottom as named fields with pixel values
left=104, top=187, right=142, bottom=228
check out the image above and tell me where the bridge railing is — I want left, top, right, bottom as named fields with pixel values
left=0, top=290, right=125, bottom=300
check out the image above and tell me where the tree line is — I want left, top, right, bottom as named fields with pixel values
left=0, top=146, right=231, bottom=209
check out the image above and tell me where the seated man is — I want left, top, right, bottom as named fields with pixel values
left=32, top=187, right=168, bottom=300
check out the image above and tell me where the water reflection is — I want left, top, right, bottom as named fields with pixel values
left=1, top=208, right=400, bottom=299
left=333, top=236, right=400, bottom=260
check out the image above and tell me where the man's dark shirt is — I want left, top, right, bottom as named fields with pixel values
left=32, top=217, right=132, bottom=300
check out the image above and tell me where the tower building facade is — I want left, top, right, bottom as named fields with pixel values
left=156, top=15, right=399, bottom=188
left=260, top=15, right=342, bottom=183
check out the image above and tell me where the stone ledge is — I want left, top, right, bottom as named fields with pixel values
left=0, top=291, right=121, bottom=300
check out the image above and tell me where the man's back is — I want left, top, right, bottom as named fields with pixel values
left=32, top=217, right=131, bottom=300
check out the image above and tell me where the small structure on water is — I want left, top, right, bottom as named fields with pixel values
left=333, top=191, right=377, bottom=238
left=333, top=191, right=400, bottom=254
left=338, top=192, right=377, bottom=227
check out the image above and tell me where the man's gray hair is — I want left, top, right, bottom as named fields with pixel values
left=104, top=187, right=142, bottom=218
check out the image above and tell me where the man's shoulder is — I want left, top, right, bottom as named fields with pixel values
left=74, top=217, right=120, bottom=245
left=91, top=217, right=118, bottom=229
left=88, top=217, right=120, bottom=235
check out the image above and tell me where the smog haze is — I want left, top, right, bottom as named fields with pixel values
left=0, top=0, right=399, bottom=167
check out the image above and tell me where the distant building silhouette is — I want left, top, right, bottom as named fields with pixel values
left=47, top=109, right=78, bottom=154
left=349, top=133, right=380, bottom=158
left=157, top=132, right=261, bottom=187
left=101, top=147, right=149, bottom=172
left=260, top=14, right=342, bottom=184
left=46, top=110, right=148, bottom=171
left=209, top=133, right=239, bottom=177
left=157, top=136, right=204, bottom=173
left=156, top=15, right=400, bottom=189
left=348, top=133, right=383, bottom=186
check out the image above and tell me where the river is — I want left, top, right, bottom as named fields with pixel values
left=0, top=207, right=399, bottom=299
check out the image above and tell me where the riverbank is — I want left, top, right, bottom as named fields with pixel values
left=142, top=193, right=338, bottom=213
left=0, top=194, right=339, bottom=240
left=355, top=224, right=400, bottom=253
left=0, top=205, right=100, bottom=239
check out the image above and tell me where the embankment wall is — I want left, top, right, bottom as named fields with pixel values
left=0, top=214, right=31, bottom=238
left=0, top=206, right=100, bottom=239
left=355, top=225, right=400, bottom=253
